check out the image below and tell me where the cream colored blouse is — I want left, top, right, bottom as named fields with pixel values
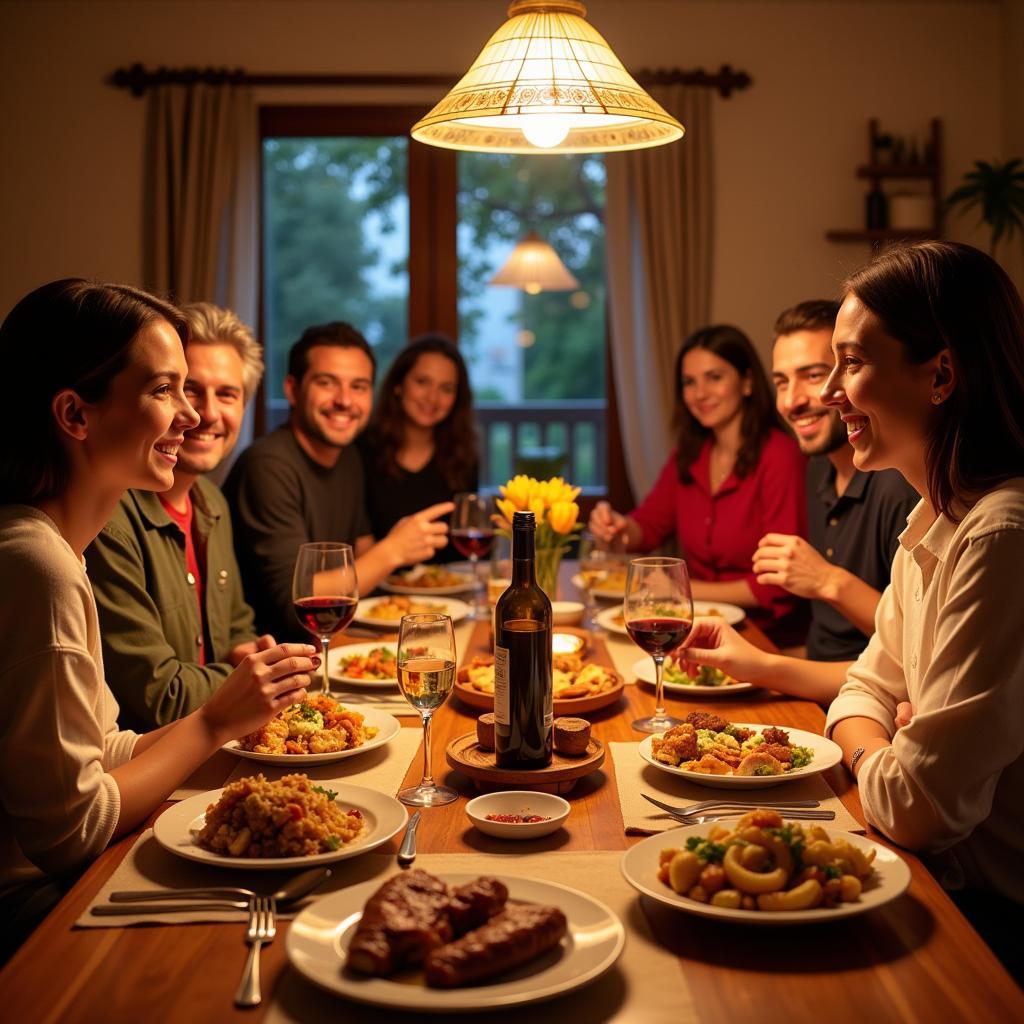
left=826, top=480, right=1024, bottom=903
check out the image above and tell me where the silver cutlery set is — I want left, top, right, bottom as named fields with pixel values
left=93, top=809, right=424, bottom=1006
left=641, top=793, right=835, bottom=824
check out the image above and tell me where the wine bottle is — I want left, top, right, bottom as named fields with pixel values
left=494, top=511, right=553, bottom=769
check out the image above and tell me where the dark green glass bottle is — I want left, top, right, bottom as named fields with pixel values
left=494, top=511, right=553, bottom=769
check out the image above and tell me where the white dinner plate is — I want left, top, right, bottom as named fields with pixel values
left=631, top=656, right=755, bottom=696
left=153, top=781, right=408, bottom=870
left=222, top=707, right=401, bottom=764
left=638, top=724, right=843, bottom=789
left=380, top=568, right=476, bottom=596
left=620, top=824, right=911, bottom=925
left=353, top=596, right=470, bottom=629
left=286, top=873, right=625, bottom=1011
left=327, top=642, right=399, bottom=687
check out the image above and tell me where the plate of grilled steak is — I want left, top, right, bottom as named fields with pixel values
left=285, top=868, right=625, bottom=1010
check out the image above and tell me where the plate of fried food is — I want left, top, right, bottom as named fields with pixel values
left=382, top=564, right=476, bottom=596
left=638, top=712, right=842, bottom=788
left=354, top=595, right=470, bottom=629
left=620, top=811, right=910, bottom=925
left=286, top=868, right=625, bottom=1010
left=223, top=695, right=401, bottom=764
left=153, top=774, right=408, bottom=869
left=326, top=642, right=398, bottom=687
left=572, top=568, right=628, bottom=600
left=631, top=656, right=755, bottom=695
left=455, top=652, right=624, bottom=716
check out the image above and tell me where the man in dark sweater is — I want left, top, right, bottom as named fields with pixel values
left=224, top=322, right=452, bottom=640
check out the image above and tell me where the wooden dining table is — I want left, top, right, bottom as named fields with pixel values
left=1, top=563, right=1021, bottom=1023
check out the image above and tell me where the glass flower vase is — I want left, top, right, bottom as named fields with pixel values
left=535, top=547, right=562, bottom=601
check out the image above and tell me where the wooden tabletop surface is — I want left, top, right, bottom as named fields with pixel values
left=1, top=565, right=1021, bottom=1022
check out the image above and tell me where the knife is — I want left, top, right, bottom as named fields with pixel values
left=397, top=810, right=422, bottom=868
left=92, top=900, right=247, bottom=915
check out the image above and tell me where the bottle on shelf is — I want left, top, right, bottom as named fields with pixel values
left=494, top=511, right=553, bottom=769
left=865, top=183, right=889, bottom=231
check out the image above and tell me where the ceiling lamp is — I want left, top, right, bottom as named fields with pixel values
left=411, top=0, right=685, bottom=154
left=489, top=232, right=580, bottom=294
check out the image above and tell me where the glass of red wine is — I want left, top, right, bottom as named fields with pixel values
left=450, top=492, right=496, bottom=619
left=292, top=542, right=358, bottom=694
left=623, top=556, right=692, bottom=733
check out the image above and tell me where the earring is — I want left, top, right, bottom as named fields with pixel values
left=932, top=392, right=942, bottom=404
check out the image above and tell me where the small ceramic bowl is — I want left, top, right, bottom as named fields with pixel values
left=465, top=791, right=570, bottom=839
left=551, top=601, right=585, bottom=626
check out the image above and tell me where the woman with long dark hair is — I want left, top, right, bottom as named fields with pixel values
left=590, top=324, right=807, bottom=644
left=361, top=334, right=478, bottom=563
left=0, top=280, right=316, bottom=957
left=811, top=241, right=1023, bottom=970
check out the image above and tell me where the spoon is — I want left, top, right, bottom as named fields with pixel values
left=107, top=866, right=332, bottom=906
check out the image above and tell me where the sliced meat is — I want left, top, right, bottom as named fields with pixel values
left=447, top=876, right=509, bottom=935
left=424, top=904, right=568, bottom=988
left=347, top=870, right=453, bottom=975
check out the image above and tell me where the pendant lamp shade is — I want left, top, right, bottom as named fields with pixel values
left=411, top=0, right=685, bottom=154
left=489, top=232, right=580, bottom=294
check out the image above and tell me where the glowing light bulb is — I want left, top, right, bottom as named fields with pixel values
left=519, top=116, right=571, bottom=149
left=524, top=282, right=542, bottom=295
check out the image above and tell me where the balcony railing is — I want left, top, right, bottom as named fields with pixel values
left=475, top=399, right=606, bottom=492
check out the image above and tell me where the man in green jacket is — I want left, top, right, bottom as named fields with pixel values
left=87, top=303, right=274, bottom=730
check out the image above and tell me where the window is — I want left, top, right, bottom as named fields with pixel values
left=260, top=105, right=614, bottom=495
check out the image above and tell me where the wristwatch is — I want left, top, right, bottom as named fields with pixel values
left=850, top=746, right=867, bottom=775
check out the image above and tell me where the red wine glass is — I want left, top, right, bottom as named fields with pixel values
left=623, top=556, right=692, bottom=733
left=292, top=542, right=358, bottom=694
left=450, top=492, right=495, bottom=619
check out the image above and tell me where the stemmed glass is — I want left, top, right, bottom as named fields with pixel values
left=291, top=542, right=358, bottom=695
left=396, top=613, right=459, bottom=807
left=450, top=492, right=496, bottom=619
left=623, top=556, right=693, bottom=733
left=577, top=531, right=618, bottom=630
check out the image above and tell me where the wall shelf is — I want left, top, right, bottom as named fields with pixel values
left=827, top=119, right=943, bottom=248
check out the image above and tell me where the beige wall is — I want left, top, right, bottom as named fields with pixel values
left=0, top=0, right=1011, bottom=350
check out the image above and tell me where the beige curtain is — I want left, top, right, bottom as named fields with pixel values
left=143, top=82, right=257, bottom=310
left=143, top=81, right=259, bottom=477
left=605, top=83, right=713, bottom=499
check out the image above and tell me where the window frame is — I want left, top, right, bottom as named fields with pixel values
left=256, top=103, right=634, bottom=510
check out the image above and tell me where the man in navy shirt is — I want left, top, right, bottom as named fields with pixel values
left=757, top=300, right=918, bottom=661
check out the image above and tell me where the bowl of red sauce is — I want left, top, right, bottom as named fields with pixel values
left=465, top=791, right=570, bottom=839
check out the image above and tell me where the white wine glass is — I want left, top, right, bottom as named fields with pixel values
left=577, top=531, right=619, bottom=630
left=450, top=492, right=496, bottom=619
left=397, top=612, right=458, bottom=807
left=291, top=542, right=358, bottom=695
left=623, top=556, right=692, bottom=733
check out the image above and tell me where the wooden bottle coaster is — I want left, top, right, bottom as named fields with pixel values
left=445, top=732, right=605, bottom=794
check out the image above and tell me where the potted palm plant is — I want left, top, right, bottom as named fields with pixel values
left=945, top=158, right=1024, bottom=255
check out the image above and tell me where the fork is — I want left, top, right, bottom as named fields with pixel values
left=643, top=794, right=821, bottom=816
left=643, top=795, right=835, bottom=825
left=234, top=896, right=276, bottom=1008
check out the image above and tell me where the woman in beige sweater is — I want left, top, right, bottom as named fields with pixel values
left=0, top=280, right=317, bottom=957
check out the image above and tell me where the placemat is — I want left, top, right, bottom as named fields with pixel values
left=80, top=730, right=423, bottom=928
left=265, top=850, right=692, bottom=1024
left=609, top=741, right=864, bottom=835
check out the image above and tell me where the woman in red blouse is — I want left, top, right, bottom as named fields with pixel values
left=590, top=324, right=808, bottom=645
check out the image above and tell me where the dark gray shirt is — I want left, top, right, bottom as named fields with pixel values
left=806, top=457, right=919, bottom=661
left=223, top=426, right=371, bottom=642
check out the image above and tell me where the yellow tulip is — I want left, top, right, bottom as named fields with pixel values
left=529, top=496, right=547, bottom=523
left=496, top=498, right=518, bottom=526
left=548, top=500, right=579, bottom=535
left=501, top=474, right=534, bottom=511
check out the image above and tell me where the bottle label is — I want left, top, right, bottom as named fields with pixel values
left=494, top=644, right=510, bottom=726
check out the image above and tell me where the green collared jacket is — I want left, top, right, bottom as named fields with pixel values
left=86, top=478, right=258, bottom=730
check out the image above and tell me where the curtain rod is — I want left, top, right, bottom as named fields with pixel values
left=109, top=63, right=752, bottom=100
